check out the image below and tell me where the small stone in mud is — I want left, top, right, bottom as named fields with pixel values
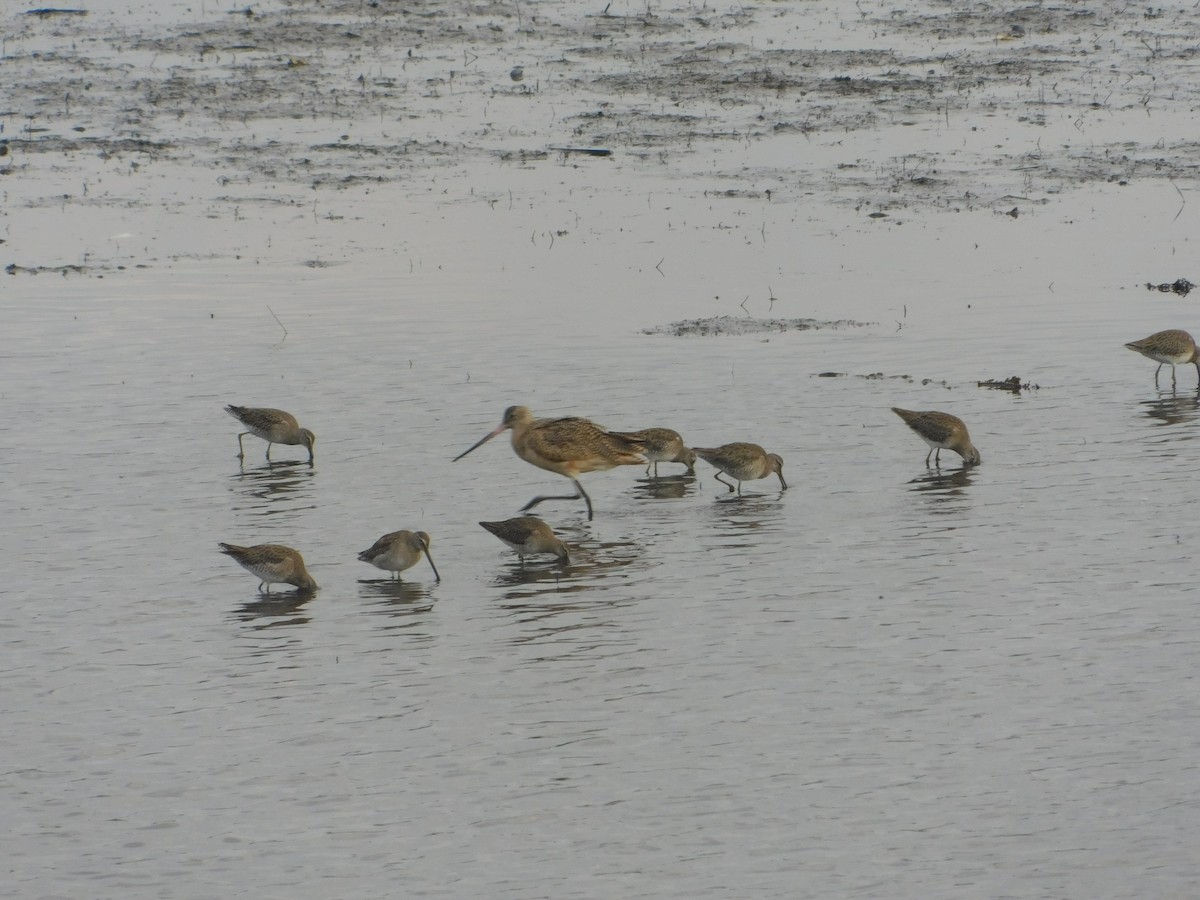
left=1144, top=278, right=1194, bottom=297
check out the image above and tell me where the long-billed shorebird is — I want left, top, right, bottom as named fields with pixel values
left=1125, top=329, right=1200, bottom=388
left=693, top=442, right=786, bottom=495
left=479, top=516, right=570, bottom=563
left=611, top=427, right=696, bottom=477
left=225, top=405, right=316, bottom=463
left=357, top=530, right=441, bottom=581
left=891, top=408, right=981, bottom=467
left=453, top=405, right=646, bottom=520
left=218, top=542, right=318, bottom=592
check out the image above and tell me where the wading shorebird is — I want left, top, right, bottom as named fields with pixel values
left=357, top=530, right=441, bottom=581
left=1124, top=329, right=1200, bottom=388
left=692, top=442, right=786, bottom=495
left=225, top=405, right=316, bottom=463
left=479, top=516, right=571, bottom=563
left=611, top=427, right=696, bottom=477
left=453, top=405, right=646, bottom=520
left=218, top=542, right=318, bottom=592
left=891, top=408, right=981, bottom=467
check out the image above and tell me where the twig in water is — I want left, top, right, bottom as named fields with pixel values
left=266, top=304, right=288, bottom=342
left=1171, top=180, right=1186, bottom=223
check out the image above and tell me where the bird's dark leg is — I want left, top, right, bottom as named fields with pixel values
left=924, top=448, right=933, bottom=467
left=266, top=442, right=273, bottom=460
left=714, top=472, right=736, bottom=492
left=522, top=480, right=595, bottom=520
left=1154, top=364, right=1162, bottom=388
left=934, top=448, right=942, bottom=467
left=237, top=432, right=248, bottom=458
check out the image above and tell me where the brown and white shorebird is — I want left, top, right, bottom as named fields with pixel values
left=357, top=530, right=441, bottom=581
left=1124, top=329, right=1200, bottom=388
left=610, top=427, right=696, bottom=477
left=218, top=542, right=319, bottom=592
left=479, top=516, right=570, bottom=563
left=891, top=408, right=981, bottom=467
left=225, top=405, right=316, bottom=463
left=692, top=442, right=787, bottom=495
left=453, top=405, right=646, bottom=520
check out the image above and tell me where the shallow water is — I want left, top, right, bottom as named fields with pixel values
left=5, top=1, right=1200, bottom=897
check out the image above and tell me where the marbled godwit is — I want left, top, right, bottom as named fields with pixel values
left=357, top=530, right=440, bottom=581
left=891, top=408, right=981, bottom=467
left=453, top=405, right=646, bottom=520
left=611, top=427, right=696, bottom=477
left=225, top=405, right=316, bottom=463
left=692, top=442, right=786, bottom=494
left=479, top=516, right=571, bottom=563
left=218, top=542, right=318, bottom=592
left=1125, top=329, right=1200, bottom=388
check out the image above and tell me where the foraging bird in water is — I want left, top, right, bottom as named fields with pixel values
left=479, top=516, right=570, bottom=563
left=891, top=408, right=981, bottom=467
left=692, top=442, right=786, bottom=494
left=453, top=405, right=646, bottom=520
left=357, top=530, right=440, bottom=581
left=1124, top=329, right=1200, bottom=388
left=218, top=542, right=318, bottom=592
left=610, top=427, right=696, bottom=477
left=225, top=405, right=316, bottom=463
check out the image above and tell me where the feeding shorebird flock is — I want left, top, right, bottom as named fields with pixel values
left=220, top=329, right=1195, bottom=592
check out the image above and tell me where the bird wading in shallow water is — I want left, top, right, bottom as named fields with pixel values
left=1124, top=329, right=1200, bottom=389
left=453, top=405, right=646, bottom=520
left=479, top=516, right=571, bottom=563
left=610, top=427, right=696, bottom=477
left=692, top=442, right=786, bottom=495
left=891, top=408, right=981, bottom=467
left=218, top=542, right=318, bottom=592
left=225, top=405, right=316, bottom=463
left=357, top=530, right=441, bottom=581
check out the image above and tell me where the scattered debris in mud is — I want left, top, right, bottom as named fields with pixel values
left=644, top=316, right=871, bottom=337
left=817, top=373, right=951, bottom=387
left=5, top=262, right=137, bottom=276
left=978, top=376, right=1040, bottom=393
left=1145, top=279, right=1195, bottom=297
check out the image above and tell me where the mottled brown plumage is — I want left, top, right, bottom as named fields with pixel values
left=891, top=408, right=981, bottom=467
left=692, top=442, right=786, bottom=494
left=218, top=542, right=318, bottom=592
left=1125, top=329, right=1200, bottom=388
left=225, top=405, right=316, bottom=463
left=611, top=427, right=696, bottom=477
left=357, top=530, right=440, bottom=581
left=479, top=516, right=570, bottom=563
left=453, top=405, right=646, bottom=520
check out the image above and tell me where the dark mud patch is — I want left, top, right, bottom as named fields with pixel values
left=1145, top=278, right=1195, bottom=297
left=977, top=376, right=1040, bottom=393
left=644, top=316, right=871, bottom=337
left=5, top=0, right=1200, bottom=265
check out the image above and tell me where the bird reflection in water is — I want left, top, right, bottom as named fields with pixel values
left=905, top=466, right=975, bottom=508
left=705, top=492, right=784, bottom=548
left=230, top=458, right=315, bottom=507
left=230, top=590, right=315, bottom=627
left=358, top=579, right=437, bottom=624
left=490, top=533, right=642, bottom=594
left=631, top=472, right=695, bottom=500
left=1139, top=387, right=1200, bottom=426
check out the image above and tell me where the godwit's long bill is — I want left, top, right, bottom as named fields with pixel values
left=1124, top=329, right=1200, bottom=388
left=453, top=405, right=646, bottom=520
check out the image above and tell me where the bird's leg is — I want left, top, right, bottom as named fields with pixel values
left=924, top=448, right=933, bottom=467
left=237, top=432, right=248, bottom=458
left=934, top=448, right=942, bottom=467
left=644, top=462, right=652, bottom=478
left=266, top=442, right=273, bottom=460
left=1172, top=365, right=1177, bottom=389
left=714, top=472, right=736, bottom=492
left=1154, top=364, right=1162, bottom=388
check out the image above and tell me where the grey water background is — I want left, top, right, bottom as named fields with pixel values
left=5, top=0, right=1200, bottom=897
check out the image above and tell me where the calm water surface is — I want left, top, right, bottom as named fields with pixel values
left=5, top=1, right=1200, bottom=897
